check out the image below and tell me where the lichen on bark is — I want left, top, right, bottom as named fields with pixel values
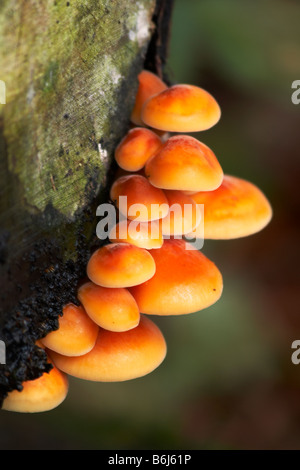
left=1, top=0, right=156, bottom=221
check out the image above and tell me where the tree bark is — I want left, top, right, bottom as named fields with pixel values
left=0, top=0, right=174, bottom=404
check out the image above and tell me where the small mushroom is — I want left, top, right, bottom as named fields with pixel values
left=50, top=315, right=167, bottom=382
left=141, top=84, right=221, bottom=132
left=109, top=219, right=164, bottom=250
left=78, top=282, right=140, bottom=332
left=129, top=239, right=223, bottom=315
left=115, top=127, right=162, bottom=172
left=188, top=174, right=273, bottom=239
left=160, top=190, right=201, bottom=236
left=87, top=242, right=156, bottom=288
left=131, top=70, right=168, bottom=126
left=2, top=361, right=68, bottom=413
left=110, top=174, right=169, bottom=222
left=41, top=303, right=99, bottom=356
left=145, top=135, right=223, bottom=192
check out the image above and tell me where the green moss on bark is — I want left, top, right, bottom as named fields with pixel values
left=1, top=0, right=155, bottom=221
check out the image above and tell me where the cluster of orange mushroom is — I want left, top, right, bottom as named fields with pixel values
left=2, top=71, right=272, bottom=413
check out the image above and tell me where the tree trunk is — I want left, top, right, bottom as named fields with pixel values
left=0, top=0, right=174, bottom=404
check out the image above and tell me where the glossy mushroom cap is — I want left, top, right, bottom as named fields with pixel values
left=160, top=190, right=201, bottom=236
left=109, top=219, right=164, bottom=250
left=129, top=239, right=223, bottom=315
left=50, top=315, right=167, bottom=382
left=189, top=175, right=273, bottom=239
left=78, top=282, right=140, bottom=332
left=110, top=174, right=169, bottom=221
left=145, top=135, right=223, bottom=192
left=131, top=70, right=168, bottom=126
left=2, top=362, right=68, bottom=413
left=141, top=84, right=221, bottom=132
left=41, top=303, right=99, bottom=356
left=115, top=127, right=162, bottom=172
left=87, top=243, right=156, bottom=288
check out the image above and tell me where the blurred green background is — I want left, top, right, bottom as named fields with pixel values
left=1, top=0, right=300, bottom=450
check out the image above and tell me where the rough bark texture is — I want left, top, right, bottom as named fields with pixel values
left=0, top=0, right=174, bottom=405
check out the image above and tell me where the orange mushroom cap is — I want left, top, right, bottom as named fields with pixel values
left=129, top=239, right=223, bottom=315
left=109, top=219, right=164, bottom=250
left=189, top=175, right=273, bottom=239
left=50, top=315, right=167, bottom=382
left=145, top=135, right=223, bottom=192
left=87, top=243, right=156, bottom=288
left=131, top=70, right=168, bottom=126
left=115, top=127, right=162, bottom=172
left=78, top=282, right=140, bottom=332
left=160, top=190, right=201, bottom=236
left=110, top=174, right=169, bottom=222
left=41, top=303, right=99, bottom=356
left=2, top=361, right=68, bottom=413
left=141, top=84, right=221, bottom=132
